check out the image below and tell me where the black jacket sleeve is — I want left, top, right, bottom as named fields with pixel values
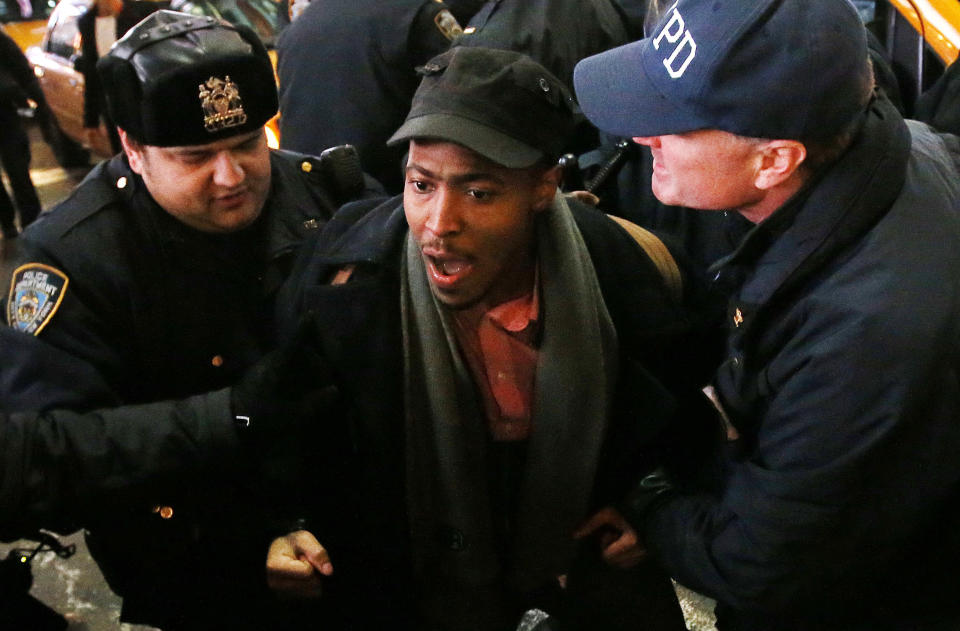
left=0, top=389, right=242, bottom=541
left=0, top=329, right=246, bottom=541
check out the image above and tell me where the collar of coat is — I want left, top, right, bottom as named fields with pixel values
left=711, top=93, right=911, bottom=312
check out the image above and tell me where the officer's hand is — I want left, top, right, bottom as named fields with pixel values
left=266, top=530, right=333, bottom=599
left=573, top=506, right=647, bottom=569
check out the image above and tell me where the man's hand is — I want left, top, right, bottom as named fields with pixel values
left=266, top=530, right=333, bottom=599
left=565, top=190, right=601, bottom=206
left=573, top=506, right=647, bottom=569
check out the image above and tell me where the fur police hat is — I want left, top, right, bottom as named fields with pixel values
left=388, top=46, right=581, bottom=168
left=97, top=10, right=278, bottom=147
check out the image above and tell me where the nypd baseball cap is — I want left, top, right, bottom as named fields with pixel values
left=388, top=46, right=580, bottom=168
left=98, top=10, right=278, bottom=147
left=573, top=0, right=872, bottom=140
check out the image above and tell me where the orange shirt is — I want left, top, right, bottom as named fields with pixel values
left=451, top=283, right=540, bottom=442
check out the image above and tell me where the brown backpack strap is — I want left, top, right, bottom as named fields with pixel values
left=606, top=214, right=683, bottom=302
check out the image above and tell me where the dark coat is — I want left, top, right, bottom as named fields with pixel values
left=275, top=194, right=722, bottom=629
left=641, top=97, right=960, bottom=629
left=454, top=0, right=630, bottom=158
left=454, top=0, right=629, bottom=92
left=277, top=0, right=464, bottom=193
left=0, top=149, right=371, bottom=629
left=915, top=57, right=960, bottom=135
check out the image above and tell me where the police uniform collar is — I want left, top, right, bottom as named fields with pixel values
left=711, top=95, right=910, bottom=307
left=106, top=154, right=140, bottom=202
left=261, top=151, right=335, bottom=261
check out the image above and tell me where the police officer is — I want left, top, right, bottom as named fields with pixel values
left=575, top=0, right=960, bottom=628
left=2, top=10, right=379, bottom=629
left=277, top=0, right=484, bottom=193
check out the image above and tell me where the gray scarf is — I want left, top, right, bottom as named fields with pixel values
left=402, top=193, right=618, bottom=629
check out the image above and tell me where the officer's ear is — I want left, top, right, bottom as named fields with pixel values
left=753, top=140, right=807, bottom=191
left=119, top=128, right=146, bottom=175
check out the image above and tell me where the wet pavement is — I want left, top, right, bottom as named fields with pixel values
left=1, top=123, right=157, bottom=630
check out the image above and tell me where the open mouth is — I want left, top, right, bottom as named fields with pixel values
left=424, top=251, right=473, bottom=289
left=433, top=257, right=468, bottom=276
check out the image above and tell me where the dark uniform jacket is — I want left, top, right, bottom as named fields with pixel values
left=915, top=57, right=960, bottom=136
left=454, top=0, right=629, bottom=91
left=277, top=0, right=474, bottom=193
left=274, top=194, right=721, bottom=629
left=1, top=149, right=367, bottom=628
left=640, top=97, right=960, bottom=629
left=454, top=0, right=630, bottom=162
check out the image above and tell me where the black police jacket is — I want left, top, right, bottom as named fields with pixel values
left=454, top=0, right=629, bottom=91
left=273, top=194, right=722, bottom=629
left=277, top=0, right=466, bottom=193
left=454, top=0, right=630, bottom=160
left=641, top=98, right=960, bottom=629
left=0, top=148, right=375, bottom=628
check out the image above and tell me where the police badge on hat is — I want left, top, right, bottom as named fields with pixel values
left=6, top=263, right=69, bottom=335
left=199, top=75, right=248, bottom=133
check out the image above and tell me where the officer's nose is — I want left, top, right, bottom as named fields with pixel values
left=632, top=136, right=661, bottom=148
left=424, top=189, right=461, bottom=237
left=212, top=151, right=245, bottom=188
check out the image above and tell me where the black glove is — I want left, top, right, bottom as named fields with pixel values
left=618, top=467, right=677, bottom=529
left=230, top=319, right=338, bottom=448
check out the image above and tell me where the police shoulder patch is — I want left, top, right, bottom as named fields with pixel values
left=6, top=263, right=69, bottom=336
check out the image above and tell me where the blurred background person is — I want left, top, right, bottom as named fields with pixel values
left=0, top=28, right=42, bottom=238
left=77, top=0, right=159, bottom=153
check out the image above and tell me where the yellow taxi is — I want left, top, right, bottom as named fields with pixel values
left=0, top=0, right=54, bottom=51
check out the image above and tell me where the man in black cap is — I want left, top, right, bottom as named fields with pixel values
left=574, top=0, right=960, bottom=628
left=1, top=10, right=378, bottom=629
left=260, top=45, right=718, bottom=630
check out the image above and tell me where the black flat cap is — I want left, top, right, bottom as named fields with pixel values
left=98, top=10, right=278, bottom=147
left=388, top=46, right=581, bottom=168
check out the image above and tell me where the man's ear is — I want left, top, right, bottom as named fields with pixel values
left=532, top=164, right=562, bottom=212
left=754, top=140, right=806, bottom=190
left=119, top=128, right=145, bottom=174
